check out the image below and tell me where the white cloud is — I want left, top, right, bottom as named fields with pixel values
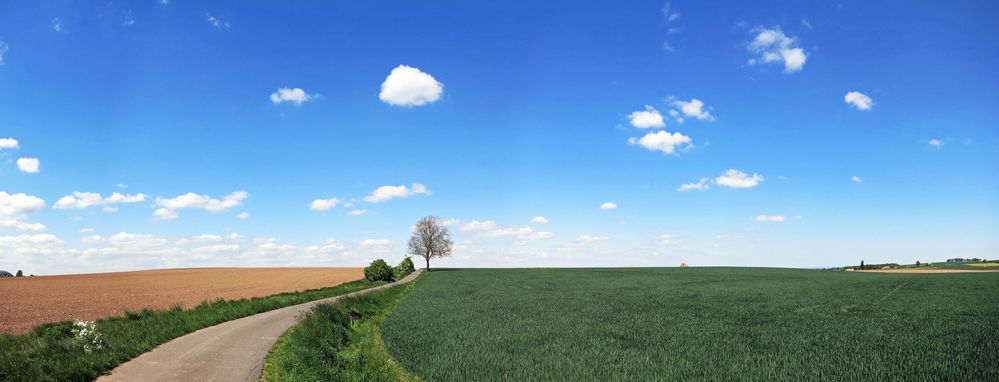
left=851, top=176, right=863, bottom=183
left=16, top=158, right=40, bottom=173
left=714, top=169, right=763, bottom=189
left=116, top=183, right=128, bottom=189
left=677, top=177, right=710, bottom=192
left=236, top=212, right=250, bottom=219
left=628, top=105, right=666, bottom=129
left=844, top=91, right=874, bottom=111
left=576, top=234, right=609, bottom=243
left=153, top=208, right=178, bottom=221
left=79, top=227, right=95, bottom=234
left=746, top=27, right=808, bottom=73
left=347, top=209, right=368, bottom=216
left=363, top=183, right=431, bottom=203
left=600, top=202, right=617, bottom=210
left=0, top=40, right=7, bottom=64
left=928, top=139, right=943, bottom=148
left=751, top=215, right=786, bottom=222
left=379, top=65, right=443, bottom=106
left=270, top=88, right=315, bottom=105
left=52, top=18, right=64, bottom=33
left=659, top=234, right=679, bottom=245
left=154, top=191, right=247, bottom=219
left=309, top=197, right=341, bottom=211
left=670, top=98, right=714, bottom=121
left=80, top=235, right=104, bottom=244
left=531, top=216, right=549, bottom=224
left=53, top=192, right=147, bottom=210
left=628, top=131, right=692, bottom=155
left=206, top=14, right=230, bottom=30
left=359, top=239, right=391, bottom=248
left=460, top=220, right=498, bottom=232
left=460, top=220, right=545, bottom=240
left=0, top=138, right=17, bottom=149
left=0, top=192, right=46, bottom=232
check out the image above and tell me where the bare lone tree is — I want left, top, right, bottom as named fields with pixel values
left=407, top=215, right=453, bottom=271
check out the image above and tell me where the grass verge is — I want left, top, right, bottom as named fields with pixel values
left=262, top=273, right=423, bottom=382
left=0, top=278, right=382, bottom=381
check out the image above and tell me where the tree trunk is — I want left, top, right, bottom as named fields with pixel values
left=425, top=256, right=430, bottom=271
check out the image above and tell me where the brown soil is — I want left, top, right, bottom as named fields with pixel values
left=0, top=267, right=362, bottom=334
left=856, top=269, right=999, bottom=274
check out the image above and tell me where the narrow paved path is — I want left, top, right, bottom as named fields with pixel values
left=98, top=269, right=424, bottom=382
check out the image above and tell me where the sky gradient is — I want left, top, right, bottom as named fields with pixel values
left=1, top=1, right=997, bottom=274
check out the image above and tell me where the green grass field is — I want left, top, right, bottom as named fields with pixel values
left=381, top=268, right=999, bottom=381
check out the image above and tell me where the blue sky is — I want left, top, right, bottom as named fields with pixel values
left=1, top=1, right=997, bottom=274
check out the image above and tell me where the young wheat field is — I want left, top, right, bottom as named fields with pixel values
left=381, top=268, right=999, bottom=381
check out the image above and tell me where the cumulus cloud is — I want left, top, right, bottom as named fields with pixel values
left=363, top=183, right=431, bottom=203
left=750, top=215, right=786, bottom=222
left=153, top=191, right=247, bottom=219
left=54, top=192, right=147, bottom=210
left=628, top=130, right=692, bottom=155
left=851, top=176, right=863, bottom=183
left=0, top=192, right=46, bottom=232
left=714, top=169, right=763, bottom=189
left=600, top=202, right=617, bottom=210
left=270, top=87, right=315, bottom=105
left=844, top=91, right=874, bottom=110
left=576, top=234, right=609, bottom=243
left=309, top=197, right=341, bottom=211
left=670, top=98, right=714, bottom=121
left=0, top=138, right=18, bottom=149
left=16, top=157, right=40, bottom=173
left=677, top=177, right=710, bottom=192
left=379, top=65, right=443, bottom=106
left=746, top=27, right=808, bottom=73
left=531, top=216, right=549, bottom=224
left=628, top=105, right=666, bottom=129
left=460, top=220, right=549, bottom=241
left=928, top=139, right=943, bottom=148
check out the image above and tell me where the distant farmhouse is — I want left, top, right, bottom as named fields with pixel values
left=0, top=270, right=13, bottom=278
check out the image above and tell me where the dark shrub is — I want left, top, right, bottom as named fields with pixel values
left=16, top=270, right=23, bottom=277
left=394, top=257, right=416, bottom=279
left=364, top=259, right=394, bottom=282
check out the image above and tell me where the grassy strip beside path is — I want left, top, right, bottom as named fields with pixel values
left=262, top=273, right=423, bottom=382
left=0, top=278, right=382, bottom=381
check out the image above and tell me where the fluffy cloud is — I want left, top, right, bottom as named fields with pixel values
left=0, top=192, right=46, bottom=232
left=600, top=202, right=617, bottom=210
left=844, top=91, right=874, bottom=110
left=670, top=98, right=714, bottom=121
left=54, top=192, right=147, bottom=210
left=363, top=183, right=430, bottom=203
left=347, top=209, right=368, bottom=216
left=928, top=139, right=943, bottom=148
left=714, top=169, right=763, bottom=189
left=270, top=87, right=315, bottom=105
left=379, top=65, right=443, bottom=106
left=851, top=176, right=863, bottom=184
left=359, top=239, right=391, bottom=248
left=628, top=131, right=692, bottom=155
left=751, top=215, right=786, bottom=222
left=747, top=27, right=808, bottom=73
left=309, top=197, right=341, bottom=211
left=0, top=138, right=18, bottom=149
left=628, top=105, right=666, bottom=129
left=576, top=234, right=609, bottom=243
left=16, top=157, right=40, bottom=173
left=677, top=177, right=710, bottom=192
left=153, top=208, right=178, bottom=221
left=460, top=220, right=549, bottom=240
left=155, top=191, right=247, bottom=215
left=531, top=216, right=549, bottom=224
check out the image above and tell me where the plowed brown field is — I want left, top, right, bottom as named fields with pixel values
left=0, top=267, right=362, bottom=334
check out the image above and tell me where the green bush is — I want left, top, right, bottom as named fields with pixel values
left=394, top=257, right=416, bottom=279
left=363, top=259, right=394, bottom=282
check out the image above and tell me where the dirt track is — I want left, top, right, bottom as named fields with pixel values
left=857, top=269, right=999, bottom=274
left=0, top=267, right=362, bottom=334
